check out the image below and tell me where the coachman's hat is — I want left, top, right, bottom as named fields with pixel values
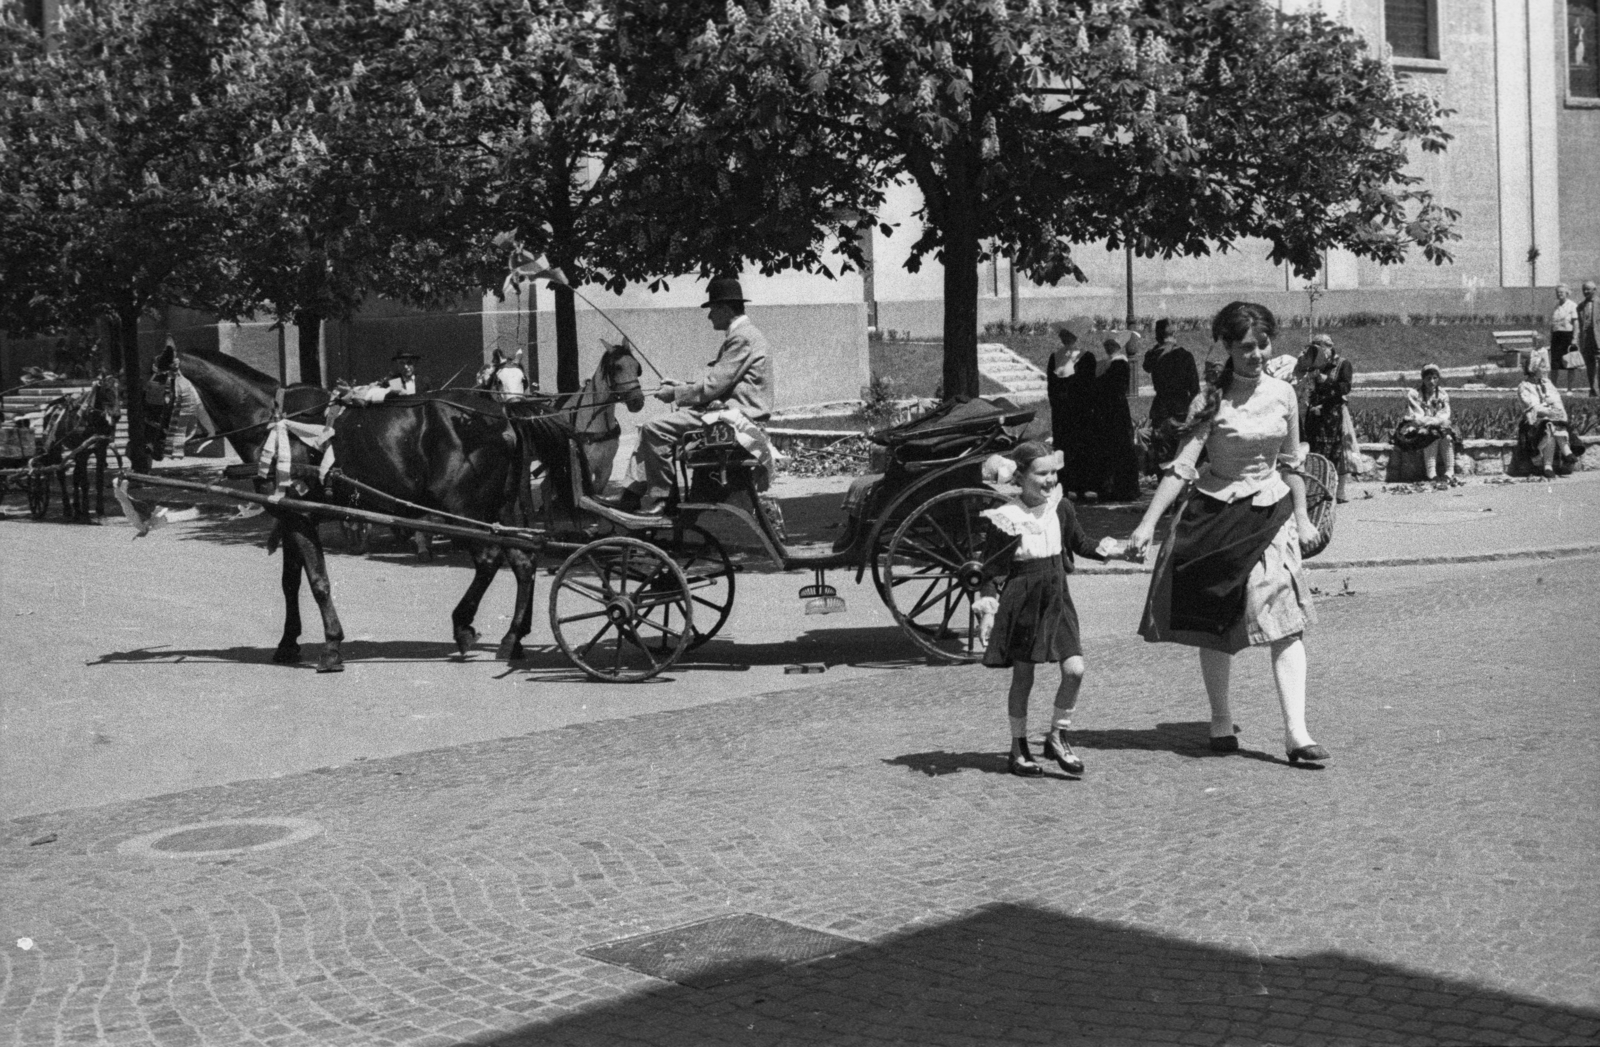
left=701, top=277, right=747, bottom=308
left=392, top=350, right=421, bottom=362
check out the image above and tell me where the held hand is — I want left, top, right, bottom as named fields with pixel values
left=972, top=595, right=1000, bottom=647
left=1296, top=516, right=1319, bottom=549
left=1126, top=523, right=1155, bottom=563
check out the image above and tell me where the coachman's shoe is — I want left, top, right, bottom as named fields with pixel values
left=1008, top=739, right=1044, bottom=778
left=598, top=488, right=643, bottom=513
left=1043, top=731, right=1085, bottom=775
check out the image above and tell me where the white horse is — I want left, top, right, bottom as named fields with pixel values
left=477, top=341, right=645, bottom=491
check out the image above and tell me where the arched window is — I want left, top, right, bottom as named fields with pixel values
left=1385, top=0, right=1439, bottom=60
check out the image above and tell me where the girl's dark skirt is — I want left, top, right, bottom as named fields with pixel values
left=983, top=557, right=1082, bottom=668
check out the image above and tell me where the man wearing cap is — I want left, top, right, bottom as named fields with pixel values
left=604, top=277, right=773, bottom=514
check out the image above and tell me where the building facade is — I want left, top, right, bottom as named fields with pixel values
left=5, top=1, right=1597, bottom=404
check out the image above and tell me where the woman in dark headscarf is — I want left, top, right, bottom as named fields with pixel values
left=1301, top=333, right=1354, bottom=502
left=1049, top=349, right=1101, bottom=498
left=1096, top=335, right=1141, bottom=502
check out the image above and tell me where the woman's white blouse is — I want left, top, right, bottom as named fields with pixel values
left=1518, top=379, right=1568, bottom=425
left=1406, top=388, right=1451, bottom=426
left=981, top=487, right=1063, bottom=561
left=1167, top=374, right=1301, bottom=506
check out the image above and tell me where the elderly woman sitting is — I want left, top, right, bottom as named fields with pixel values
left=1393, top=363, right=1457, bottom=484
left=1517, top=350, right=1581, bottom=478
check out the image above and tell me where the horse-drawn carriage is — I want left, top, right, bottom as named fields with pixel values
left=539, top=396, right=1035, bottom=681
left=120, top=341, right=1041, bottom=681
left=0, top=376, right=119, bottom=520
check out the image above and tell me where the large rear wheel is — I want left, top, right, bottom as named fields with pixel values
left=883, top=488, right=1011, bottom=663
left=549, top=537, right=693, bottom=682
left=667, top=525, right=736, bottom=649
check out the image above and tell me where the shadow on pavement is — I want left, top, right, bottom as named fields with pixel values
left=483, top=903, right=1599, bottom=1046
left=87, top=639, right=479, bottom=667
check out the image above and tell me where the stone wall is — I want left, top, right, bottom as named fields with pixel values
left=1358, top=439, right=1599, bottom=482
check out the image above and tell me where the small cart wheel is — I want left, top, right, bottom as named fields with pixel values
left=27, top=476, right=50, bottom=520
left=668, top=524, right=736, bottom=649
left=549, top=536, right=694, bottom=682
left=884, top=487, right=1011, bottom=664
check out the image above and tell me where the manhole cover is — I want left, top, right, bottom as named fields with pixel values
left=582, top=913, right=859, bottom=989
left=117, top=818, right=323, bottom=859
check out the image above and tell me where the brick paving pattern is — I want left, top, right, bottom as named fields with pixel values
left=3, top=557, right=1598, bottom=1045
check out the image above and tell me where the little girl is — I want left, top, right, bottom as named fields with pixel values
left=975, top=441, right=1118, bottom=777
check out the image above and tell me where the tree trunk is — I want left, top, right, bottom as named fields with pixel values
left=295, top=309, right=323, bottom=387
left=118, top=306, right=149, bottom=473
left=941, top=211, right=982, bottom=400
left=553, top=281, right=579, bottom=394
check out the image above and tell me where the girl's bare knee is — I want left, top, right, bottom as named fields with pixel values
left=1061, top=656, right=1086, bottom=681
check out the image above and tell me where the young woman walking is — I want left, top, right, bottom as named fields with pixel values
left=975, top=442, right=1117, bottom=777
left=1125, top=301, right=1328, bottom=765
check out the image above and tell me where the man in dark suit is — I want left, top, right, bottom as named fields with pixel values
left=605, top=277, right=774, bottom=514
left=1142, top=318, right=1198, bottom=469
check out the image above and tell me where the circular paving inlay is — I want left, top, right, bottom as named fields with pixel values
left=117, top=818, right=323, bottom=859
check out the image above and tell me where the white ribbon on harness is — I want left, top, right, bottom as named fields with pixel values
left=257, top=417, right=336, bottom=495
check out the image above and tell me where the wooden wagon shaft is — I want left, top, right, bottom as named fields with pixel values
left=119, top=472, right=548, bottom=553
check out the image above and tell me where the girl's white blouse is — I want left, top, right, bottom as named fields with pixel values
left=980, top=488, right=1063, bottom=561
left=1168, top=374, right=1301, bottom=506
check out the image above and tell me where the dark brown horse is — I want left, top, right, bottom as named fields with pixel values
left=147, top=345, right=574, bottom=672
left=38, top=373, right=120, bottom=520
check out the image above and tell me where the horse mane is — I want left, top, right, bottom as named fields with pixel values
left=175, top=345, right=281, bottom=392
left=513, top=409, right=587, bottom=502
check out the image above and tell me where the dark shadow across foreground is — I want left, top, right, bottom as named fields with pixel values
left=479, top=904, right=1598, bottom=1047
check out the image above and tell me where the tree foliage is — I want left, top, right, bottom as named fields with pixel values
left=694, top=0, right=1459, bottom=397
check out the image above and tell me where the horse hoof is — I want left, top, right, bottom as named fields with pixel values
left=272, top=644, right=301, bottom=664
left=496, top=640, right=525, bottom=662
left=316, top=650, right=344, bottom=673
left=455, top=628, right=479, bottom=656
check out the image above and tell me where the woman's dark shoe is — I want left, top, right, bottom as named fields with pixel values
left=1287, top=743, right=1330, bottom=764
left=1008, top=739, right=1044, bottom=777
left=1208, top=723, right=1241, bottom=752
left=1043, top=732, right=1085, bottom=775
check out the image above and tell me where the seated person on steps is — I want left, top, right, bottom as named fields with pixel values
left=603, top=277, right=773, bottom=516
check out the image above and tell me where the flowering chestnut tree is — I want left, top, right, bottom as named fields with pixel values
left=684, top=0, right=1458, bottom=398
left=0, top=0, right=281, bottom=470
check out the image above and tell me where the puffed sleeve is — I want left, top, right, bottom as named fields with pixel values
left=1437, top=390, right=1451, bottom=427
left=1276, top=381, right=1304, bottom=470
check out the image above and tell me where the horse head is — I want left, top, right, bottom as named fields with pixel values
left=478, top=350, right=532, bottom=403
left=603, top=340, right=645, bottom=413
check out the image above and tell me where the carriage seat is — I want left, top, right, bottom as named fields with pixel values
left=680, top=419, right=759, bottom=471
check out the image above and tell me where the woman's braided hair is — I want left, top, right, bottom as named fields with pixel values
left=1175, top=300, right=1279, bottom=439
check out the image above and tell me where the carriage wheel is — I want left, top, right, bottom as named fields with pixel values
left=667, top=525, right=736, bottom=649
left=884, top=488, right=1011, bottom=664
left=549, top=537, right=694, bottom=683
left=26, top=477, right=49, bottom=520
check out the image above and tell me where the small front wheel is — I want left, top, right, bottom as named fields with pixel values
left=549, top=537, right=694, bottom=682
left=883, top=487, right=1011, bottom=663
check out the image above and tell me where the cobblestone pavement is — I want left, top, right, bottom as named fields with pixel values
left=3, top=554, right=1598, bottom=1046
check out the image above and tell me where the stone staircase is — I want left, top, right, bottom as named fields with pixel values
left=977, top=342, right=1048, bottom=401
left=2, top=385, right=131, bottom=453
